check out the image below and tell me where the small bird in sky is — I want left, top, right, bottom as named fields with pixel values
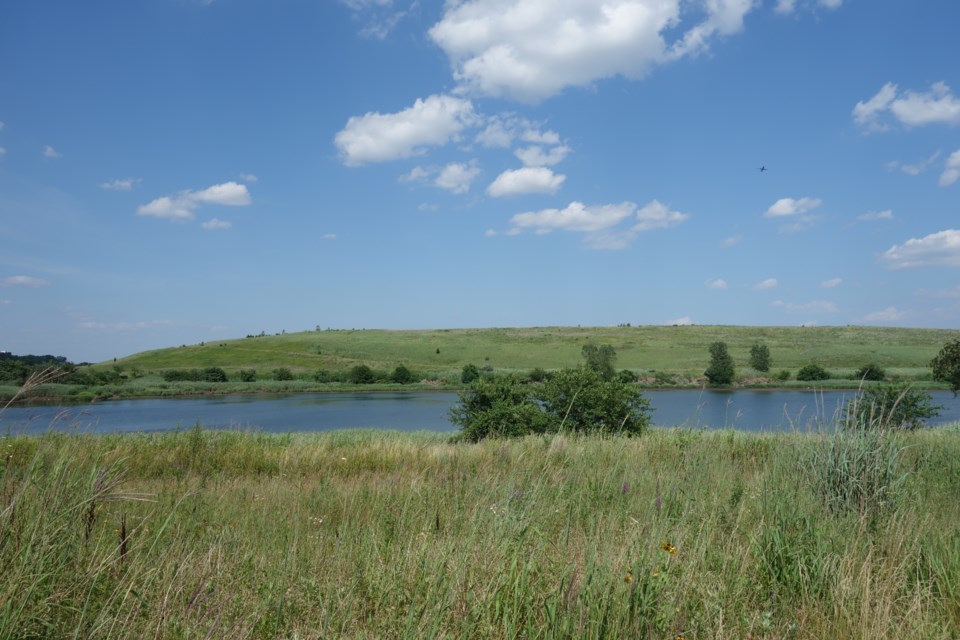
left=758, top=165, right=767, bottom=172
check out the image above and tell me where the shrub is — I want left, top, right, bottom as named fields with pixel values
left=796, top=364, right=830, bottom=381
left=202, top=367, right=228, bottom=383
left=749, top=343, right=771, bottom=372
left=461, top=364, right=480, bottom=384
left=313, top=369, right=336, bottom=383
left=537, top=367, right=651, bottom=436
left=773, top=369, right=791, bottom=381
left=391, top=365, right=416, bottom=385
left=617, top=369, right=638, bottom=383
left=528, top=367, right=548, bottom=382
left=855, top=363, right=886, bottom=381
left=450, top=375, right=551, bottom=442
left=239, top=369, right=257, bottom=382
left=348, top=365, right=376, bottom=385
left=704, top=341, right=735, bottom=385
left=931, top=339, right=960, bottom=392
left=843, top=384, right=942, bottom=431
left=273, top=368, right=294, bottom=381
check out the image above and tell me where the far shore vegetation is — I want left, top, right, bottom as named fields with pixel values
left=3, top=324, right=960, bottom=403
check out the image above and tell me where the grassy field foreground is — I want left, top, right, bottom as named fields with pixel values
left=2, top=427, right=960, bottom=639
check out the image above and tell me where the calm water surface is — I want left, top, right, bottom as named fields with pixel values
left=3, top=389, right=959, bottom=435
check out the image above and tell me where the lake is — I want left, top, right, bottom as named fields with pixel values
left=3, top=388, right=959, bottom=435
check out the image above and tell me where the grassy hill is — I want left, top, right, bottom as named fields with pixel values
left=112, top=325, right=959, bottom=380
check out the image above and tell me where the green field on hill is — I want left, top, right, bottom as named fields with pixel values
left=115, top=325, right=957, bottom=379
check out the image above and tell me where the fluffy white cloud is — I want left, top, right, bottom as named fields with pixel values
left=137, top=181, right=251, bottom=222
left=940, top=149, right=960, bottom=187
left=665, top=316, right=693, bottom=326
left=435, top=161, right=481, bottom=194
left=487, top=166, right=565, bottom=197
left=0, top=275, right=50, bottom=288
left=764, top=197, right=822, bottom=217
left=515, top=144, right=571, bottom=167
left=821, top=277, right=843, bottom=288
left=706, top=278, right=728, bottom=290
left=753, top=278, right=778, bottom=290
left=882, top=229, right=960, bottom=269
left=429, top=0, right=759, bottom=103
left=857, top=209, right=894, bottom=221
left=855, top=82, right=960, bottom=131
left=98, top=178, right=142, bottom=191
left=506, top=199, right=688, bottom=249
left=43, top=145, right=61, bottom=158
left=202, top=218, right=232, bottom=230
left=335, top=94, right=477, bottom=165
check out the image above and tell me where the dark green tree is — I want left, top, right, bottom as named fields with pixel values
left=749, top=343, right=771, bottom=372
left=931, top=339, right=960, bottom=392
left=704, top=341, right=735, bottom=385
left=582, top=343, right=617, bottom=381
left=273, top=367, right=294, bottom=381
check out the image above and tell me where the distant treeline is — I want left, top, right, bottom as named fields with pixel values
left=0, top=353, right=73, bottom=384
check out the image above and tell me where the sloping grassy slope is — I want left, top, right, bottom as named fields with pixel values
left=112, top=325, right=958, bottom=377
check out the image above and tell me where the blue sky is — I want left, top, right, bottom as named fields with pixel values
left=1, top=0, right=959, bottom=363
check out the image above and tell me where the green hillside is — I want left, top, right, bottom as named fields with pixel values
left=113, top=325, right=959, bottom=378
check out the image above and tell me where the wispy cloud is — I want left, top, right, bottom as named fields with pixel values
left=80, top=320, right=174, bottom=331
left=940, top=149, right=960, bottom=187
left=402, top=161, right=482, bottom=194
left=860, top=307, right=906, bottom=323
left=43, top=145, right=62, bottom=158
left=821, top=277, right=843, bottom=288
left=239, top=173, right=258, bottom=183
left=886, top=151, right=941, bottom=176
left=721, top=234, right=742, bottom=248
left=98, top=178, right=142, bottom=191
left=201, top=218, right=232, bottom=230
left=773, top=300, right=838, bottom=313
left=0, top=275, right=50, bottom=288
left=753, top=278, right=778, bottom=291
left=705, top=278, right=728, bottom=290
left=882, top=229, right=960, bottom=269
left=137, top=181, right=252, bottom=222
left=857, top=209, right=894, bottom=222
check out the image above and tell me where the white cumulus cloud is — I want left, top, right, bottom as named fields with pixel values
left=436, top=161, right=481, bottom=194
left=506, top=199, right=688, bottom=249
left=665, top=316, right=693, bottom=326
left=940, top=149, right=960, bottom=187
left=855, top=82, right=960, bottom=131
left=335, top=94, right=477, bottom=165
left=515, top=144, right=571, bottom=167
left=882, top=229, right=960, bottom=269
left=764, top=197, right=822, bottom=217
left=137, top=181, right=252, bottom=222
left=428, top=0, right=760, bottom=103
left=487, top=166, right=565, bottom=197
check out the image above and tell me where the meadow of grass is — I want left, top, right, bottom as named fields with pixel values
left=3, top=423, right=959, bottom=639
left=105, top=325, right=958, bottom=383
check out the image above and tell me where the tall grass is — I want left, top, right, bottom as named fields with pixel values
left=2, top=424, right=959, bottom=638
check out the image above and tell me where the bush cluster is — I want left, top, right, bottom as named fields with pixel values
left=450, top=366, right=651, bottom=441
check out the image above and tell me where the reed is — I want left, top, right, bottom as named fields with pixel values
left=1, top=424, right=959, bottom=638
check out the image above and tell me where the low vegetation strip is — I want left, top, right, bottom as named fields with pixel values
left=2, top=427, right=959, bottom=638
